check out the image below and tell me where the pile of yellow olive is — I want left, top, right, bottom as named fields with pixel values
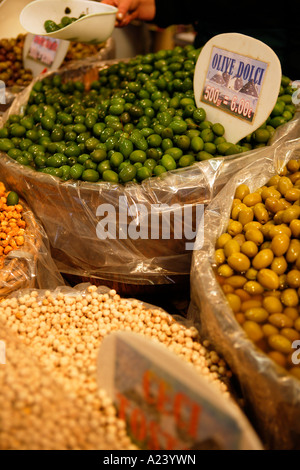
left=215, top=159, right=300, bottom=379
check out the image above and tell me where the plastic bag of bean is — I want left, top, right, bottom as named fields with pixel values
left=0, top=283, right=242, bottom=449
left=189, top=137, right=300, bottom=449
left=0, top=183, right=63, bottom=299
left=0, top=55, right=299, bottom=294
left=0, top=319, right=138, bottom=450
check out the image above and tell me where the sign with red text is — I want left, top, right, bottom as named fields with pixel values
left=194, top=33, right=282, bottom=143
left=97, top=331, right=262, bottom=450
left=27, top=35, right=61, bottom=67
left=23, top=33, right=69, bottom=77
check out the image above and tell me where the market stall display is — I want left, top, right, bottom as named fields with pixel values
left=0, top=34, right=115, bottom=90
left=0, top=46, right=298, bottom=293
left=189, top=138, right=300, bottom=449
left=0, top=283, right=233, bottom=450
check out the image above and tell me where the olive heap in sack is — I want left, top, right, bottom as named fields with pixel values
left=0, top=46, right=296, bottom=184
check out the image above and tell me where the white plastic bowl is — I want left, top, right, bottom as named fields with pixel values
left=20, top=0, right=117, bottom=43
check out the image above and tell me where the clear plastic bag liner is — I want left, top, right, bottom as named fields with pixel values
left=0, top=57, right=299, bottom=285
left=188, top=138, right=300, bottom=449
left=0, top=199, right=63, bottom=298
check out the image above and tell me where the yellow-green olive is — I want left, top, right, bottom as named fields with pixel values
left=262, top=296, right=283, bottom=313
left=262, top=323, right=279, bottom=337
left=243, top=221, right=262, bottom=232
left=217, top=264, right=234, bottom=278
left=253, top=203, right=269, bottom=224
left=285, top=187, right=300, bottom=202
left=243, top=280, right=265, bottom=295
left=268, top=350, right=287, bottom=368
left=277, top=176, right=293, bottom=196
left=227, top=221, right=243, bottom=236
left=281, top=288, right=299, bottom=307
left=244, top=307, right=269, bottom=323
left=245, top=268, right=258, bottom=280
left=238, top=207, right=254, bottom=225
left=252, top=249, right=274, bottom=270
left=286, top=160, right=300, bottom=173
left=241, top=299, right=262, bottom=312
left=245, top=228, right=264, bottom=246
left=284, top=307, right=300, bottom=321
left=231, top=202, right=247, bottom=220
left=281, top=328, right=300, bottom=342
left=243, top=321, right=264, bottom=342
left=226, top=293, right=242, bottom=313
left=269, top=313, right=294, bottom=328
left=261, top=186, right=281, bottom=200
left=268, top=225, right=292, bottom=239
left=243, top=192, right=262, bottom=207
left=227, top=252, right=250, bottom=272
left=268, top=334, right=292, bottom=354
left=215, top=248, right=225, bottom=265
left=282, top=205, right=300, bottom=224
left=265, top=197, right=285, bottom=213
left=216, top=233, right=232, bottom=249
left=257, top=269, right=280, bottom=290
left=241, top=241, right=258, bottom=258
left=226, top=275, right=247, bottom=288
left=286, top=269, right=300, bottom=289
left=234, top=184, right=250, bottom=201
left=271, top=256, right=288, bottom=275
left=223, top=239, right=240, bottom=257
left=286, top=239, right=300, bottom=264
left=290, top=219, right=300, bottom=238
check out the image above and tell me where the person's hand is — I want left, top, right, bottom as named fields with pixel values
left=101, top=0, right=156, bottom=27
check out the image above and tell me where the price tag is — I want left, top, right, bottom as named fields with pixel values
left=97, top=331, right=262, bottom=450
left=0, top=80, right=5, bottom=105
left=23, top=33, right=69, bottom=77
left=194, top=33, right=282, bottom=144
left=27, top=35, right=61, bottom=67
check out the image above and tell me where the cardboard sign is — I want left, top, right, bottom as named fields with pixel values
left=23, top=33, right=69, bottom=77
left=194, top=33, right=282, bottom=143
left=27, top=35, right=61, bottom=67
left=97, top=331, right=263, bottom=450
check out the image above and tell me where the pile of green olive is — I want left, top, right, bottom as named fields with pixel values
left=215, top=159, right=300, bottom=380
left=44, top=14, right=86, bottom=33
left=0, top=45, right=296, bottom=183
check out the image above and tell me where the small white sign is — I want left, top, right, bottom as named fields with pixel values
left=194, top=33, right=282, bottom=144
left=27, top=35, right=61, bottom=67
left=23, top=33, right=69, bottom=77
left=97, top=331, right=262, bottom=450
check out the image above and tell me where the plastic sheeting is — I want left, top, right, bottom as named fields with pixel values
left=0, top=198, right=63, bottom=298
left=189, top=137, right=300, bottom=449
left=0, top=56, right=299, bottom=287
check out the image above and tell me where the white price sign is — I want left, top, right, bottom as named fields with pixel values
left=27, top=35, right=61, bottom=67
left=194, top=33, right=282, bottom=144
